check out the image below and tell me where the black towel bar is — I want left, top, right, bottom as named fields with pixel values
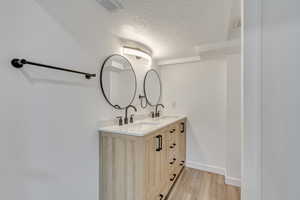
left=11, top=58, right=96, bottom=79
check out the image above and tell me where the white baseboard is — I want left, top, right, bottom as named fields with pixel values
left=186, top=160, right=241, bottom=187
left=225, top=176, right=241, bottom=187
left=186, top=161, right=226, bottom=175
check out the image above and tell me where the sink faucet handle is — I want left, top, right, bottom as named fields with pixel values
left=151, top=111, right=155, bottom=118
left=116, top=116, right=123, bottom=126
left=130, top=114, right=134, bottom=123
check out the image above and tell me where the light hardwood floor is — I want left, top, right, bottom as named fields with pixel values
left=167, top=168, right=240, bottom=200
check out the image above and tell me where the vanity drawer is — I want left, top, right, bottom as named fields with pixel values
left=169, top=172, right=178, bottom=184
left=168, top=157, right=179, bottom=179
left=168, top=157, right=177, bottom=169
left=166, top=125, right=177, bottom=155
left=157, top=184, right=170, bottom=200
left=167, top=127, right=176, bottom=144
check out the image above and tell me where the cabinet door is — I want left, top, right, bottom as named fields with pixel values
left=145, top=131, right=168, bottom=200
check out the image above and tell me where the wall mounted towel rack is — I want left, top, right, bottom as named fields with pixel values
left=11, top=58, right=96, bottom=79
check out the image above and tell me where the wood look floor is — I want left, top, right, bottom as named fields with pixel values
left=167, top=168, right=240, bottom=200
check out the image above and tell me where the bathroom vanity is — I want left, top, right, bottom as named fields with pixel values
left=98, top=55, right=184, bottom=199
left=99, top=116, right=186, bottom=200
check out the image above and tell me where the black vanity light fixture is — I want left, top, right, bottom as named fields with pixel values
left=11, top=58, right=96, bottom=79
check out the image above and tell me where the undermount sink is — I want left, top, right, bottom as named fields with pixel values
left=159, top=115, right=180, bottom=119
left=151, top=115, right=180, bottom=121
left=127, top=122, right=159, bottom=130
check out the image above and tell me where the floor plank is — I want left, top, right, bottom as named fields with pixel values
left=167, top=168, right=240, bottom=200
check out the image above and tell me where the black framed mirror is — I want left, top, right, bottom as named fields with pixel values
left=100, top=54, right=137, bottom=110
left=143, top=69, right=162, bottom=106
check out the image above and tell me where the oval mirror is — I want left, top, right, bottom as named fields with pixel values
left=143, top=69, right=162, bottom=106
left=100, top=54, right=137, bottom=110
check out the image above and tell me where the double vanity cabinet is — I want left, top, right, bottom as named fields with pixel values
left=100, top=116, right=186, bottom=200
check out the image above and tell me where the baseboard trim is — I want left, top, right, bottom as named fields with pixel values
left=186, top=160, right=241, bottom=187
left=186, top=161, right=226, bottom=175
left=225, top=176, right=241, bottom=187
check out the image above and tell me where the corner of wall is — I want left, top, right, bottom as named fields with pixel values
left=186, top=160, right=241, bottom=187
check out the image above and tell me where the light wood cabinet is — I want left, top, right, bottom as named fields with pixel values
left=144, top=130, right=168, bottom=200
left=101, top=118, right=186, bottom=200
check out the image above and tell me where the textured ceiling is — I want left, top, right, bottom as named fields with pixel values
left=108, top=0, right=239, bottom=60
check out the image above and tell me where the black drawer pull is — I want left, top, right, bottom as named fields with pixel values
left=170, top=173, right=176, bottom=181
left=181, top=122, right=185, bottom=133
left=159, top=194, right=164, bottom=200
left=169, top=161, right=175, bottom=165
left=170, top=158, right=176, bottom=165
left=170, top=145, right=174, bottom=149
left=156, top=135, right=160, bottom=151
left=155, top=135, right=163, bottom=151
left=173, top=143, right=176, bottom=146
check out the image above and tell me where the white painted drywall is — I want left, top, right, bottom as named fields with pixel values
left=243, top=0, right=262, bottom=199
left=226, top=54, right=242, bottom=184
left=244, top=0, right=300, bottom=199
left=160, top=60, right=228, bottom=170
left=261, top=0, right=300, bottom=199
left=0, top=1, right=152, bottom=200
left=160, top=56, right=242, bottom=184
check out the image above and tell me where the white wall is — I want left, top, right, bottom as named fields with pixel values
left=244, top=1, right=300, bottom=199
left=243, top=0, right=262, bottom=199
left=261, top=0, right=300, bottom=199
left=160, top=60, right=228, bottom=171
left=160, top=56, right=241, bottom=185
left=0, top=1, right=151, bottom=200
left=226, top=54, right=242, bottom=185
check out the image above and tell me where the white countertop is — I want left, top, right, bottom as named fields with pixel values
left=98, top=115, right=186, bottom=136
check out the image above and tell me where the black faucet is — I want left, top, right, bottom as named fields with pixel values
left=124, top=105, right=137, bottom=124
left=155, top=104, right=165, bottom=117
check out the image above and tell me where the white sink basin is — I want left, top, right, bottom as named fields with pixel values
left=127, top=122, right=159, bottom=131
left=159, top=115, right=180, bottom=120
left=150, top=115, right=180, bottom=122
